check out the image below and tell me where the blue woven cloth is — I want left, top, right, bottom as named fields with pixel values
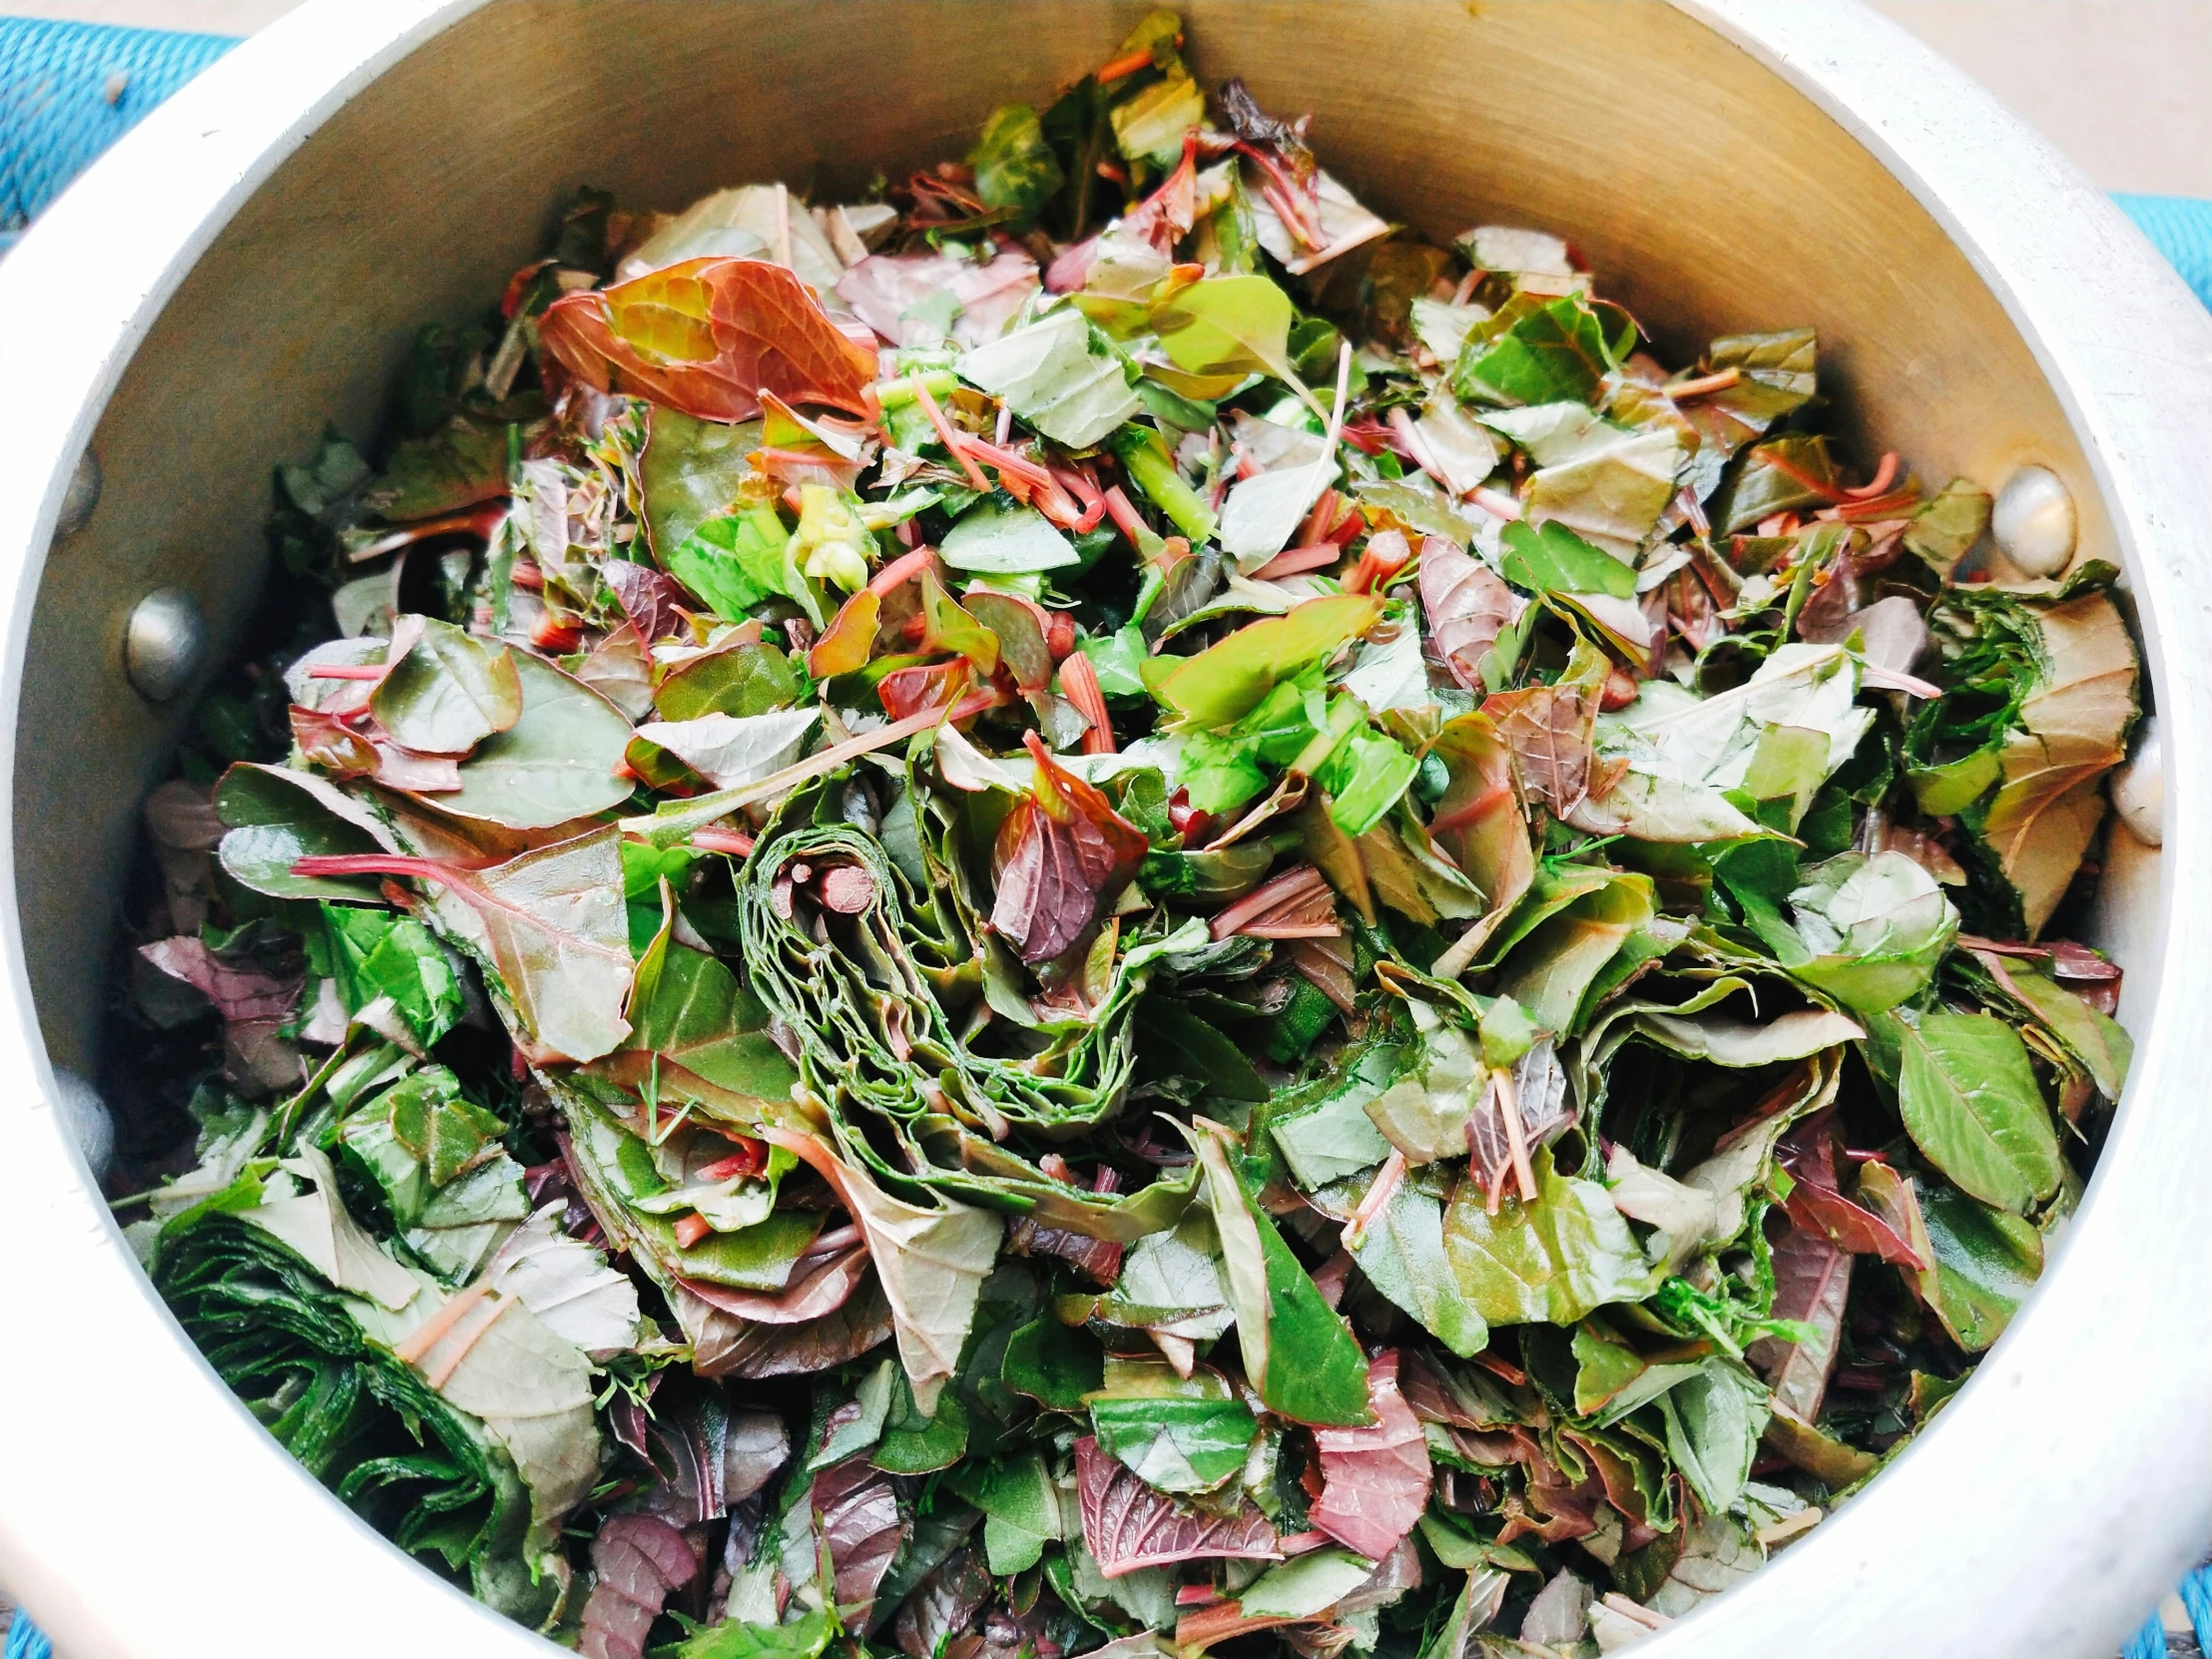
left=3, top=1609, right=50, bottom=1659
left=0, top=17, right=236, bottom=246
left=2, top=16, right=2212, bottom=1659
left=2115, top=193, right=2212, bottom=313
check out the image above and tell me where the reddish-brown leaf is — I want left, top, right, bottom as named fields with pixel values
left=139, top=936, right=299, bottom=1024
left=1776, top=1112, right=1926, bottom=1270
left=990, top=733, right=1149, bottom=964
left=580, top=1513, right=698, bottom=1659
left=1076, top=1436, right=1281, bottom=1578
left=1310, top=1352, right=1432, bottom=1559
left=540, top=257, right=877, bottom=422
left=602, top=560, right=691, bottom=644
left=1481, top=680, right=1597, bottom=816
left=1746, top=1218, right=1853, bottom=1422
left=813, top=1455, right=907, bottom=1620
left=1420, top=536, right=1520, bottom=692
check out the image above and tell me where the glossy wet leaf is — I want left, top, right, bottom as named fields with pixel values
left=370, top=616, right=522, bottom=756
left=1442, top=1147, right=1651, bottom=1326
left=1890, top=1011, right=2063, bottom=1215
left=441, top=651, right=636, bottom=830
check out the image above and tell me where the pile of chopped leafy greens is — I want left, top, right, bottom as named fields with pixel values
left=113, top=14, right=2143, bottom=1657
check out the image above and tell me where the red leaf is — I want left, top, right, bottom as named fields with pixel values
left=990, top=733, right=1149, bottom=964
left=1075, top=1436, right=1280, bottom=1578
left=140, top=936, right=299, bottom=1024
left=877, top=659, right=972, bottom=722
left=579, top=1513, right=697, bottom=1659
left=1310, top=1352, right=1432, bottom=1560
left=1776, top=1112, right=1927, bottom=1270
left=1480, top=680, right=1597, bottom=816
left=1747, top=1219, right=1853, bottom=1422
left=540, top=258, right=877, bottom=422
left=602, top=559, right=691, bottom=644
left=1420, top=537, right=1520, bottom=692
left=813, top=1456, right=907, bottom=1620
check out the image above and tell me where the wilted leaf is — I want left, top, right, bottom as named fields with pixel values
left=1310, top=1351, right=1432, bottom=1559
left=990, top=733, right=1149, bottom=964
left=632, top=707, right=819, bottom=792
left=541, top=257, right=876, bottom=421
left=1155, top=595, right=1382, bottom=729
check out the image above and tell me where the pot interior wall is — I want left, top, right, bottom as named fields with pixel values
left=17, top=0, right=2143, bottom=1108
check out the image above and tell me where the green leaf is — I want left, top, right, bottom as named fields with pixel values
left=1999, top=966, right=2132, bottom=1102
left=320, top=905, right=464, bottom=1045
left=876, top=1366, right=970, bottom=1474
left=667, top=505, right=821, bottom=626
left=1001, top=1316, right=1104, bottom=1408
left=442, top=652, right=635, bottom=830
left=1441, top=1146, right=1652, bottom=1326
left=969, top=103, right=1065, bottom=222
left=1657, top=1361, right=1769, bottom=1515
left=622, top=929, right=801, bottom=1109
left=654, top=639, right=803, bottom=722
left=383, top=1066, right=505, bottom=1186
left=1152, top=275, right=1308, bottom=394
left=1451, top=292, right=1634, bottom=407
left=1238, top=1548, right=1375, bottom=1620
left=370, top=617, right=522, bottom=756
left=1364, top=1020, right=1481, bottom=1165
left=641, top=409, right=764, bottom=559
left=678, top=1608, right=835, bottom=1659
left=1915, top=1182, right=2042, bottom=1352
left=1154, top=595, right=1382, bottom=729
left=1089, top=1371, right=1258, bottom=1493
left=940, top=500, right=1081, bottom=574
left=1903, top=477, right=1991, bottom=578
left=1315, top=723, right=1419, bottom=838
left=956, top=308, right=1139, bottom=448
left=1490, top=872, right=1656, bottom=1035
left=215, top=763, right=387, bottom=901
left=1271, top=1047, right=1401, bottom=1187
left=1709, top=432, right=1839, bottom=535
left=1194, top=1127, right=1373, bottom=1426
left=1784, top=850, right=1959, bottom=1014
left=950, top=1451, right=1065, bottom=1574
left=1351, top=1177, right=1489, bottom=1358
left=1892, top=1011, right=2064, bottom=1215
left=1499, top=517, right=1637, bottom=599
left=1136, top=997, right=1270, bottom=1103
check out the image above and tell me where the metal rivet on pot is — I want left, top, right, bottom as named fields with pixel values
left=2111, top=714, right=2162, bottom=847
left=124, top=586, right=208, bottom=702
left=1992, top=463, right=2076, bottom=578
left=55, top=449, right=101, bottom=539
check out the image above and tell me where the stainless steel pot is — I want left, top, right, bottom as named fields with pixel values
left=1, top=4, right=2207, bottom=1654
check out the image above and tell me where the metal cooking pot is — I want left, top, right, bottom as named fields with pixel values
left=1, top=3, right=2207, bottom=1654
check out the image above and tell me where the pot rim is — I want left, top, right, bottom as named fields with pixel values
left=0, top=4, right=2206, bottom=1656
